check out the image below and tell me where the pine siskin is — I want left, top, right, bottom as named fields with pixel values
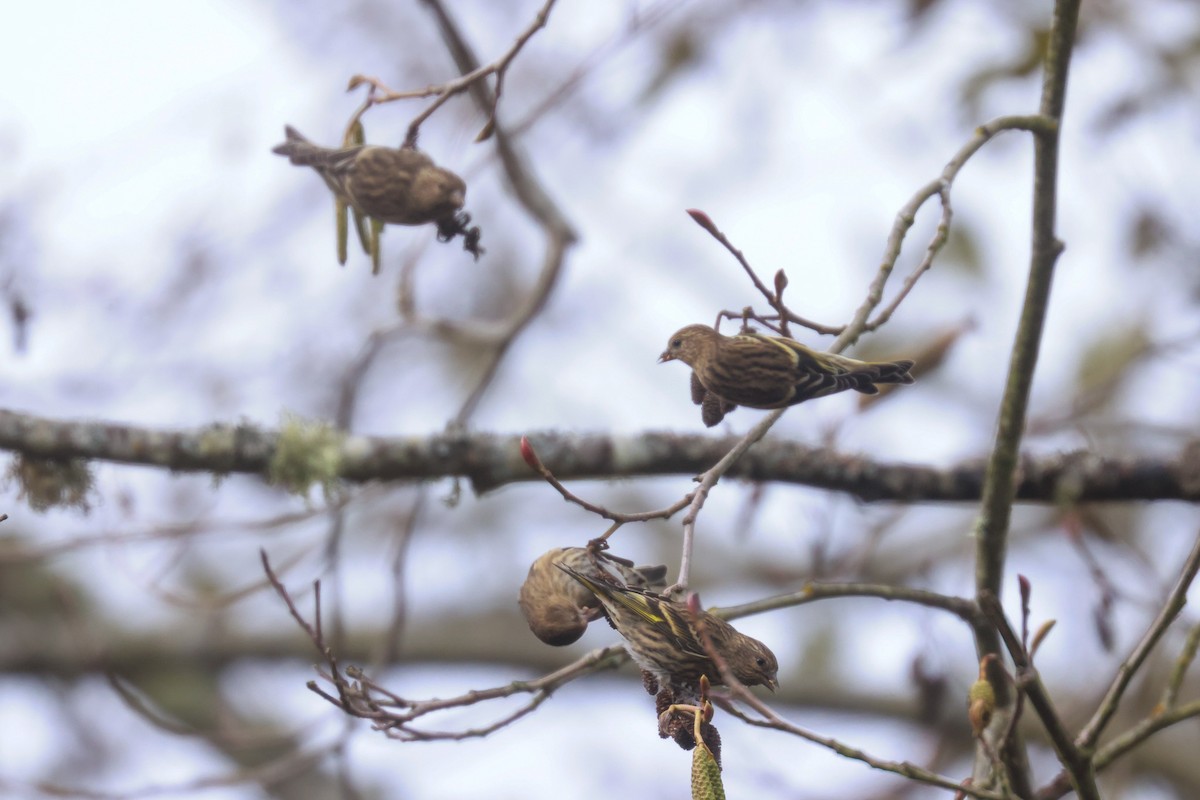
left=557, top=563, right=779, bottom=692
left=272, top=126, right=466, bottom=226
left=519, top=547, right=668, bottom=646
left=660, top=324, right=914, bottom=425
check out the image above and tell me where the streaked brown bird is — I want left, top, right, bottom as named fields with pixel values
left=660, top=324, right=914, bottom=425
left=557, top=563, right=779, bottom=692
left=519, top=547, right=668, bottom=646
left=272, top=126, right=466, bottom=226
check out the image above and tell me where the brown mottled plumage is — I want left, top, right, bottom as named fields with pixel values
left=557, top=563, right=779, bottom=693
left=660, top=324, right=914, bottom=425
left=518, top=547, right=667, bottom=646
left=272, top=126, right=465, bottom=226
left=690, top=371, right=737, bottom=427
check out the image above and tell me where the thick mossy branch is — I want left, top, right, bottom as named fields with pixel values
left=0, top=409, right=1196, bottom=505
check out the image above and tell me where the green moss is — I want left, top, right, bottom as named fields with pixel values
left=267, top=414, right=344, bottom=500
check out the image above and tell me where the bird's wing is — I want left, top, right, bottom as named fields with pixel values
left=758, top=335, right=880, bottom=400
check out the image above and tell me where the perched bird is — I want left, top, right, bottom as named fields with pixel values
left=660, top=324, right=914, bottom=424
left=519, top=547, right=668, bottom=646
left=557, top=563, right=779, bottom=692
left=272, top=126, right=466, bottom=226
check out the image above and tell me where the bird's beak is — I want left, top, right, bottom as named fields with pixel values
left=657, top=350, right=673, bottom=363
left=767, top=678, right=779, bottom=693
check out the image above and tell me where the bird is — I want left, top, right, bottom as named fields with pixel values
left=660, top=324, right=914, bottom=423
left=518, top=547, right=668, bottom=646
left=272, top=126, right=466, bottom=226
left=556, top=563, right=779, bottom=693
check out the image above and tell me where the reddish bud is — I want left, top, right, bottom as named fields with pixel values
left=686, top=209, right=719, bottom=237
left=1018, top=574, right=1031, bottom=605
left=519, top=435, right=541, bottom=470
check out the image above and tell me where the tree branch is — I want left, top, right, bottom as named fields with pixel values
left=972, top=0, right=1082, bottom=796
left=2, top=409, right=1197, bottom=504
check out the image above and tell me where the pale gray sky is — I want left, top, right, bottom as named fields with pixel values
left=2, top=1, right=1198, bottom=798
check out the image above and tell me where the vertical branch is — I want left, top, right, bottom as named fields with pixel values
left=420, top=0, right=578, bottom=428
left=972, top=0, right=1083, bottom=796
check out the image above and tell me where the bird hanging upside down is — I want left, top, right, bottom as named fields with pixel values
left=272, top=125, right=466, bottom=227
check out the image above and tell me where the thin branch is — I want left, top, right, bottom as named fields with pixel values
left=687, top=209, right=838, bottom=336
left=970, top=0, right=1082, bottom=795
left=355, top=645, right=629, bottom=741
left=680, top=593, right=998, bottom=798
left=980, top=591, right=1092, bottom=795
left=1161, top=620, right=1200, bottom=710
left=1037, top=699, right=1200, bottom=800
left=341, top=0, right=559, bottom=147
left=692, top=115, right=1053, bottom=348
left=264, top=543, right=634, bottom=741
left=418, top=0, right=578, bottom=429
left=717, top=582, right=982, bottom=626
left=719, top=695, right=1004, bottom=799
left=519, top=435, right=693, bottom=524
left=671, top=407, right=786, bottom=590
left=857, top=115, right=1054, bottom=339
left=1075, top=530, right=1200, bottom=750
left=1094, top=700, right=1200, bottom=774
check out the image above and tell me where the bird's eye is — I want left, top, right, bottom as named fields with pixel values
left=756, top=657, right=766, bottom=667
left=672, top=338, right=682, bottom=348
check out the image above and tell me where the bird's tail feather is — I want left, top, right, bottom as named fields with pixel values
left=271, top=125, right=331, bottom=165
left=851, top=359, right=915, bottom=394
left=875, top=359, right=916, bottom=385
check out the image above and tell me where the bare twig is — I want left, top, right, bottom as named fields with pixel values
left=1037, top=699, right=1200, bottom=800
left=519, top=435, right=693, bottom=527
left=263, top=542, right=633, bottom=741
left=381, top=490, right=425, bottom=663
left=980, top=591, right=1090, bottom=794
left=671, top=407, right=785, bottom=591
left=1161, top=620, right=1200, bottom=710
left=1075, top=531, right=1200, bottom=750
left=969, top=0, right=1082, bottom=795
left=850, top=115, right=1055, bottom=344
left=687, top=209, right=838, bottom=336
left=340, top=0, right=559, bottom=147
left=719, top=691, right=1004, bottom=799
left=415, top=0, right=578, bottom=429
left=682, top=591, right=998, bottom=797
left=689, top=115, right=1055, bottom=351
left=716, top=581, right=982, bottom=625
